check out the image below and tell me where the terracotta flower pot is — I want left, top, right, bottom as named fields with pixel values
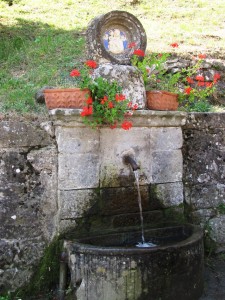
left=44, top=88, right=91, bottom=109
left=146, top=90, right=179, bottom=111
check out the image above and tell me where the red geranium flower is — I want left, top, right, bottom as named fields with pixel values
left=100, top=96, right=108, bottom=105
left=184, top=87, right=193, bottom=95
left=205, top=82, right=213, bottom=88
left=213, top=73, right=221, bottom=82
left=197, top=81, right=205, bottom=87
left=110, top=122, right=117, bottom=129
left=195, top=75, right=204, bottom=81
left=132, top=104, right=138, bottom=110
left=121, top=120, right=132, bottom=130
left=170, top=42, right=179, bottom=48
left=85, top=60, right=97, bottom=69
left=198, top=54, right=206, bottom=59
left=186, top=77, right=194, bottom=84
left=80, top=106, right=93, bottom=116
left=108, top=101, right=114, bottom=109
left=133, top=49, right=145, bottom=57
left=70, top=69, right=80, bottom=77
left=124, top=111, right=133, bottom=117
left=115, top=94, right=126, bottom=101
left=128, top=42, right=136, bottom=48
left=86, top=97, right=93, bottom=105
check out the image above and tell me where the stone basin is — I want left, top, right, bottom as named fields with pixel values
left=64, top=224, right=204, bottom=300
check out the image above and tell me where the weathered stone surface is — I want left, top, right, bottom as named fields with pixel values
left=151, top=150, right=183, bottom=183
left=86, top=10, right=147, bottom=65
left=50, top=109, right=187, bottom=128
left=0, top=150, right=43, bottom=239
left=56, top=126, right=100, bottom=189
left=183, top=113, right=225, bottom=230
left=27, top=147, right=58, bottom=240
left=92, top=64, right=146, bottom=108
left=151, top=182, right=184, bottom=207
left=0, top=118, right=57, bottom=293
left=184, top=184, right=225, bottom=210
left=100, top=186, right=150, bottom=216
left=209, top=216, right=225, bottom=244
left=58, top=153, right=100, bottom=189
left=99, top=127, right=151, bottom=187
left=0, top=121, right=52, bottom=148
left=184, top=113, right=225, bottom=129
left=150, top=127, right=183, bottom=150
left=191, top=209, right=216, bottom=225
left=112, top=210, right=164, bottom=228
left=0, top=238, right=46, bottom=292
left=59, top=219, right=78, bottom=234
left=2, top=110, right=225, bottom=295
left=56, top=126, right=100, bottom=154
left=59, top=189, right=96, bottom=219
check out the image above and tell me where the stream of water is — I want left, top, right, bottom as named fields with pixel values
left=134, top=170, right=157, bottom=248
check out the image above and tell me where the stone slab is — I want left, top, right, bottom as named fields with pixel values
left=185, top=184, right=225, bottom=210
left=209, top=215, right=225, bottom=244
left=59, top=189, right=96, bottom=219
left=0, top=121, right=52, bottom=148
left=56, top=127, right=100, bottom=154
left=58, top=153, right=100, bottom=189
left=151, top=182, right=184, bottom=207
left=150, top=127, right=183, bottom=150
left=99, top=127, right=151, bottom=187
left=151, top=150, right=183, bottom=183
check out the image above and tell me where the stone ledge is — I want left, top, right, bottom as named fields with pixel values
left=49, top=109, right=187, bottom=127
left=183, top=112, right=225, bottom=129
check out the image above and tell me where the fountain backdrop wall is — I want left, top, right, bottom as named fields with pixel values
left=49, top=108, right=204, bottom=299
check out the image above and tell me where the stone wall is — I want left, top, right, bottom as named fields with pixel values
left=182, top=113, right=225, bottom=252
left=0, top=116, right=57, bottom=293
left=50, top=109, right=186, bottom=237
left=1, top=111, right=225, bottom=294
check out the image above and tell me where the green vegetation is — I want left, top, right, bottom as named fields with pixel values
left=217, top=202, right=225, bottom=214
left=15, top=237, right=63, bottom=299
left=0, top=296, right=10, bottom=300
left=0, top=0, right=225, bottom=113
left=204, top=221, right=217, bottom=255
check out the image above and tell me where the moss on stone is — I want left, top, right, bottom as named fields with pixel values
left=15, top=237, right=63, bottom=299
left=163, top=205, right=186, bottom=223
left=217, top=203, right=225, bottom=215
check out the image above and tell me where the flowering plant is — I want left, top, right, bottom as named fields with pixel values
left=69, top=60, right=137, bottom=130
left=130, top=44, right=181, bottom=93
left=68, top=60, right=97, bottom=89
left=179, top=55, right=221, bottom=111
left=130, top=43, right=221, bottom=111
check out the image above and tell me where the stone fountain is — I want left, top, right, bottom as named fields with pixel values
left=50, top=11, right=204, bottom=300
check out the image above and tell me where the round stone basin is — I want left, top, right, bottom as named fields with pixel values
left=65, top=224, right=204, bottom=300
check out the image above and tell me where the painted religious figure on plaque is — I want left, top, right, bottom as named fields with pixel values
left=103, top=29, right=128, bottom=54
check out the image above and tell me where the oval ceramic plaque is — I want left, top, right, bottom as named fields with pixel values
left=86, top=11, right=147, bottom=65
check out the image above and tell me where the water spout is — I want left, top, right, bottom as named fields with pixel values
left=123, top=155, right=140, bottom=171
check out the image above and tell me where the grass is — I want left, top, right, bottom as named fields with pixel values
left=0, top=0, right=225, bottom=113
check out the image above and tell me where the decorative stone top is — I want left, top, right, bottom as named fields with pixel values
left=86, top=10, right=147, bottom=65
left=49, top=109, right=187, bottom=128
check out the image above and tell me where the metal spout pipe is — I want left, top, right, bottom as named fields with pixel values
left=123, top=155, right=140, bottom=171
